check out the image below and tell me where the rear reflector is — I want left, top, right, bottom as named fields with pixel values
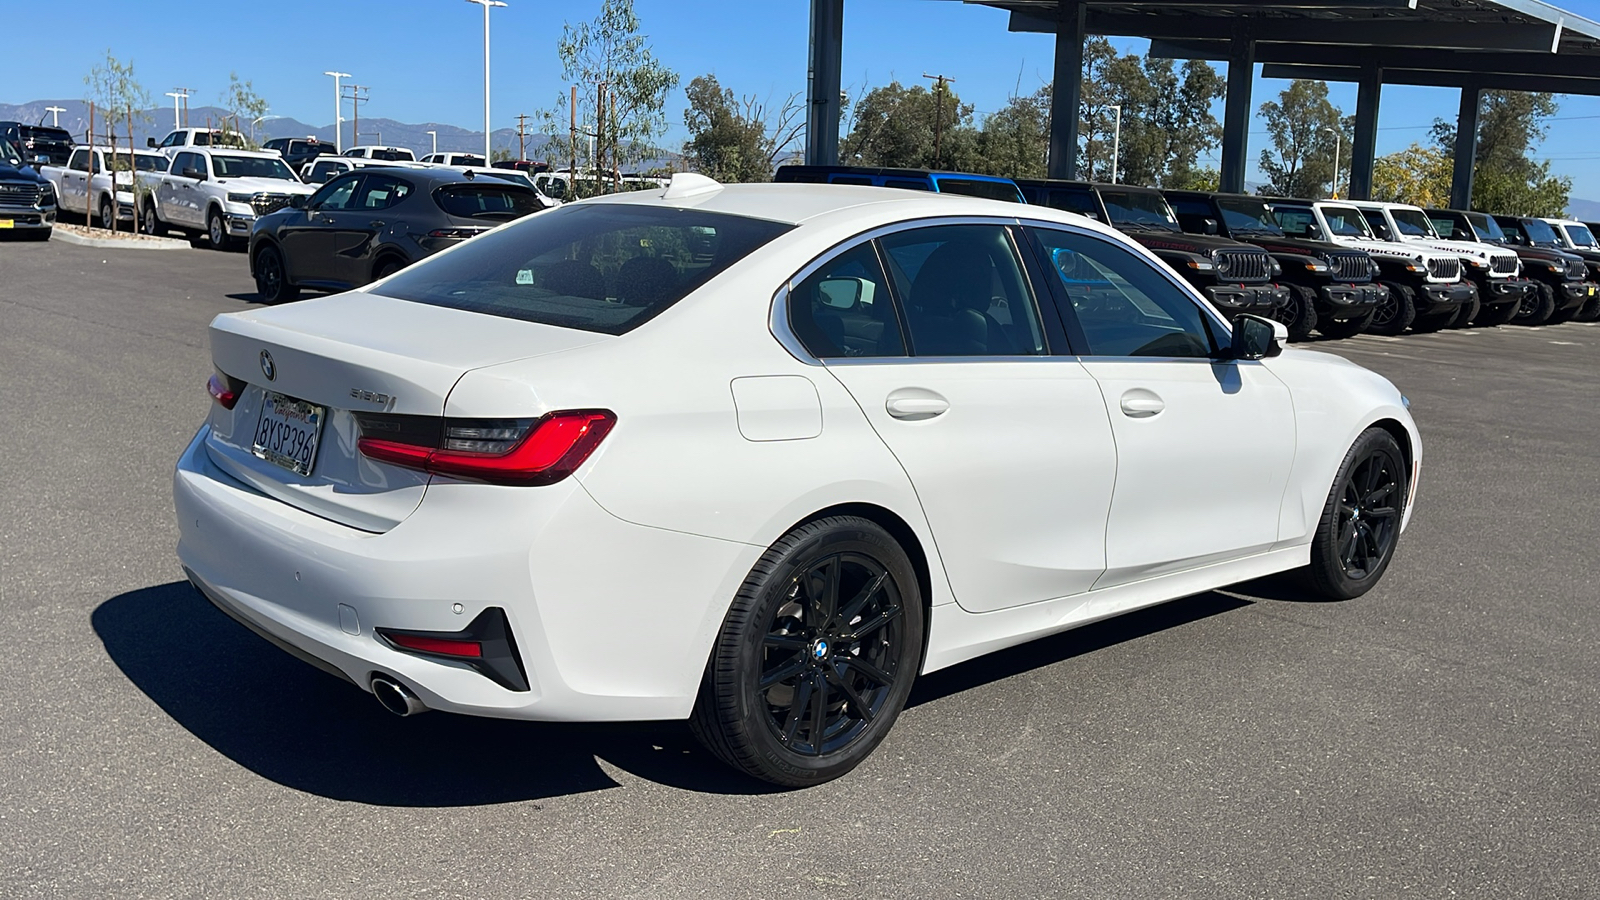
left=384, top=633, right=483, bottom=658
left=375, top=607, right=529, bottom=691
left=207, top=371, right=242, bottom=409
left=358, top=409, right=615, bottom=486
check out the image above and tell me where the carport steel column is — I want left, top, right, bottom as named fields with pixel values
left=1219, top=21, right=1256, bottom=194
left=1450, top=83, right=1482, bottom=210
left=1048, top=1, right=1087, bottom=180
left=1349, top=62, right=1383, bottom=201
left=805, top=0, right=844, bottom=166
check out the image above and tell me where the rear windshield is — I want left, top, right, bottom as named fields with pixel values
left=371, top=204, right=793, bottom=334
left=934, top=177, right=1024, bottom=203
left=369, top=148, right=414, bottom=161
left=433, top=184, right=544, bottom=220
left=20, top=126, right=72, bottom=144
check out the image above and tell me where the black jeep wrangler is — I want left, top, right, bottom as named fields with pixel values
left=1488, top=215, right=1596, bottom=325
left=1015, top=180, right=1289, bottom=321
left=1163, top=191, right=1382, bottom=341
left=1420, top=209, right=1542, bottom=326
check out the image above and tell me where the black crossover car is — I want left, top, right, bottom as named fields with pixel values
left=248, top=167, right=550, bottom=304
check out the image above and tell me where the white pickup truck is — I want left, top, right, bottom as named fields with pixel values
left=140, top=147, right=314, bottom=250
left=147, top=128, right=248, bottom=157
left=39, top=145, right=169, bottom=230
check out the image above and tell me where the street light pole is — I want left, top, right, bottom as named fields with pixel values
left=324, top=71, right=351, bottom=152
left=164, top=91, right=187, bottom=131
left=427, top=130, right=438, bottom=156
left=250, top=112, right=277, bottom=145
left=466, top=0, right=508, bottom=163
left=1109, top=104, right=1122, bottom=184
left=1325, top=126, right=1342, bottom=199
left=44, top=106, right=66, bottom=128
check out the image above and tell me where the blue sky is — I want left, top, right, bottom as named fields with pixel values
left=5, top=0, right=1600, bottom=197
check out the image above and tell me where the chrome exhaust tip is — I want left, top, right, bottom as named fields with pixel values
left=371, top=676, right=428, bottom=717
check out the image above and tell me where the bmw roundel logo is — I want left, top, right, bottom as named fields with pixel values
left=813, top=639, right=829, bottom=660
left=260, top=350, right=276, bottom=381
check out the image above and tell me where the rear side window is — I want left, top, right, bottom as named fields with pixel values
left=355, top=174, right=413, bottom=209
left=433, top=184, right=543, bottom=220
left=1274, top=207, right=1323, bottom=240
left=789, top=243, right=905, bottom=358
left=372, top=204, right=793, bottom=334
left=1360, top=211, right=1394, bottom=240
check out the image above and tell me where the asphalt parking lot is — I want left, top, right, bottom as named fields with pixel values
left=2, top=237, right=1597, bottom=899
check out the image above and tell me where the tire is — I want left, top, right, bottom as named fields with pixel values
left=371, top=256, right=406, bottom=283
left=1304, top=427, right=1409, bottom=601
left=1548, top=300, right=1580, bottom=325
left=98, top=196, right=115, bottom=231
left=1272, top=285, right=1319, bottom=342
left=1448, top=295, right=1480, bottom=328
left=1317, top=310, right=1375, bottom=340
left=1369, top=282, right=1416, bottom=336
left=1409, top=310, right=1454, bottom=333
left=142, top=203, right=166, bottom=237
left=1474, top=298, right=1522, bottom=327
left=1513, top=282, right=1557, bottom=326
left=205, top=207, right=231, bottom=250
left=253, top=245, right=300, bottom=305
left=691, top=516, right=925, bottom=787
left=1576, top=295, right=1600, bottom=323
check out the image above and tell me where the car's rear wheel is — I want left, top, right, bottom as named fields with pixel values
left=1513, top=283, right=1557, bottom=325
left=371, top=256, right=406, bottom=282
left=1272, top=285, right=1319, bottom=342
left=98, top=196, right=115, bottom=231
left=1316, top=310, right=1375, bottom=340
left=1304, top=427, right=1408, bottom=601
left=254, top=245, right=299, bottom=304
left=691, top=516, right=924, bottom=787
left=1369, top=283, right=1416, bottom=336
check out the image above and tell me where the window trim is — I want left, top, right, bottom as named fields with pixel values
left=1019, top=220, right=1235, bottom=363
left=771, top=215, right=1070, bottom=367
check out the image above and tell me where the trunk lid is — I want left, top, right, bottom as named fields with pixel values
left=203, top=291, right=609, bottom=531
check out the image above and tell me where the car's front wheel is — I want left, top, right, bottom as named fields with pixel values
left=1305, top=427, right=1409, bottom=600
left=1273, top=285, right=1319, bottom=342
left=1514, top=283, right=1557, bottom=325
left=1370, top=283, right=1416, bottom=336
left=254, top=245, right=299, bottom=304
left=691, top=516, right=924, bottom=787
left=206, top=208, right=231, bottom=250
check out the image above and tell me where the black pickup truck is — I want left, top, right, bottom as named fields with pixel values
left=1015, top=179, right=1289, bottom=321
left=1163, top=191, right=1382, bottom=341
left=1484, top=215, right=1596, bottom=325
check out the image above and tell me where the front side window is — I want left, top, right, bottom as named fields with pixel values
left=1566, top=224, right=1597, bottom=249
left=878, top=224, right=1046, bottom=356
left=68, top=149, right=90, bottom=172
left=1032, top=227, right=1218, bottom=359
left=372, top=205, right=792, bottom=335
left=354, top=174, right=413, bottom=210
left=1360, top=210, right=1394, bottom=241
left=1099, top=189, right=1181, bottom=232
left=211, top=155, right=296, bottom=180
left=160, top=132, right=182, bottom=148
left=174, top=152, right=204, bottom=177
left=789, top=243, right=904, bottom=358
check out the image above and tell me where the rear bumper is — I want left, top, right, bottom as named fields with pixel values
left=1319, top=282, right=1386, bottom=318
left=173, top=426, right=760, bottom=722
left=1203, top=283, right=1288, bottom=316
left=1417, top=281, right=1475, bottom=313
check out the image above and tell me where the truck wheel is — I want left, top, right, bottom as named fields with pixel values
left=1513, top=283, right=1557, bottom=326
left=98, top=196, right=115, bottom=231
left=1474, top=298, right=1521, bottom=327
left=1548, top=300, right=1580, bottom=325
left=142, top=204, right=166, bottom=237
left=205, top=208, right=232, bottom=250
left=1369, top=283, right=1416, bottom=336
left=1272, top=285, right=1319, bottom=342
left=1448, top=295, right=1480, bottom=328
left=1576, top=296, right=1600, bottom=323
left=1410, top=310, right=1454, bottom=333
left=1317, top=311, right=1375, bottom=340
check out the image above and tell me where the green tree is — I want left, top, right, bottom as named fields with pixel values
left=1431, top=91, right=1570, bottom=215
left=537, top=0, right=679, bottom=180
left=220, top=72, right=268, bottom=147
left=681, top=75, right=802, bottom=182
left=975, top=85, right=1051, bottom=180
left=839, top=80, right=979, bottom=170
left=1370, top=143, right=1453, bottom=206
left=84, top=50, right=150, bottom=142
left=1258, top=80, right=1349, bottom=199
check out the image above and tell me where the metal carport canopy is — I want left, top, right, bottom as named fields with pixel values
left=804, top=0, right=1600, bottom=208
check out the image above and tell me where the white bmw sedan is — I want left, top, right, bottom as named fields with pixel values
left=174, top=175, right=1420, bottom=786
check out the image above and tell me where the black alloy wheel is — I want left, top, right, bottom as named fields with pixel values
left=1316, top=310, right=1375, bottom=340
left=1273, top=285, right=1319, bottom=342
left=371, top=257, right=405, bottom=282
left=1305, top=427, right=1408, bottom=600
left=254, top=245, right=299, bottom=304
left=692, top=516, right=924, bottom=786
left=1369, top=282, right=1416, bottom=336
left=1513, top=283, right=1557, bottom=325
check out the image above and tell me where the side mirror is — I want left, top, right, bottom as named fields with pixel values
left=181, top=167, right=204, bottom=180
left=817, top=276, right=873, bottom=309
left=1230, top=314, right=1287, bottom=360
left=146, top=137, right=157, bottom=148
left=1201, top=217, right=1221, bottom=235
left=289, top=194, right=307, bottom=209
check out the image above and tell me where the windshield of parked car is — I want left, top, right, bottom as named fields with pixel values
left=1271, top=205, right=1325, bottom=240
left=194, top=131, right=246, bottom=148
left=211, top=155, right=298, bottom=181
left=372, top=204, right=793, bottom=334
left=1465, top=212, right=1507, bottom=242
left=1390, top=208, right=1438, bottom=238
left=1517, top=217, right=1560, bottom=245
left=1099, top=189, right=1181, bottom=232
left=369, top=148, right=415, bottom=161
left=1215, top=197, right=1284, bottom=236
left=1565, top=224, right=1598, bottom=248
left=1320, top=206, right=1372, bottom=238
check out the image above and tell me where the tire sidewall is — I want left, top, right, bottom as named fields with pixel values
left=207, top=209, right=227, bottom=249
left=1310, top=428, right=1409, bottom=599
left=256, top=246, right=286, bottom=303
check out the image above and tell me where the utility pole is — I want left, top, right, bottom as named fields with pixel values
left=922, top=73, right=954, bottom=168
left=466, top=0, right=508, bottom=163
left=427, top=129, right=437, bottom=156
left=44, top=106, right=66, bottom=127
left=177, top=88, right=195, bottom=128
left=323, top=71, right=351, bottom=152
left=569, top=84, right=577, bottom=193
left=1108, top=104, right=1122, bottom=184
left=515, top=112, right=530, bottom=162
left=343, top=84, right=369, bottom=147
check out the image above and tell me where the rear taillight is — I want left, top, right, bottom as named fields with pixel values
left=427, top=227, right=490, bottom=239
left=357, top=409, right=615, bottom=486
left=207, top=370, right=243, bottom=409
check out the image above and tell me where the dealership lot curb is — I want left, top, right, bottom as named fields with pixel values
left=50, top=228, right=193, bottom=251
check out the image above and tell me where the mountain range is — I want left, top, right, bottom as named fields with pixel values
left=1, top=99, right=552, bottom=160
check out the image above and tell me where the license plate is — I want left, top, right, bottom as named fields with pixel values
left=0, top=219, right=14, bottom=229
left=252, top=392, right=325, bottom=476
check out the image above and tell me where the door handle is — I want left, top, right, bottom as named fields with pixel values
left=368, top=220, right=385, bottom=228
left=1119, top=389, right=1165, bottom=418
left=885, top=389, right=949, bottom=421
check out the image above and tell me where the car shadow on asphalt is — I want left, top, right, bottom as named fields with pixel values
left=225, top=292, right=268, bottom=306
left=96, top=580, right=1270, bottom=804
